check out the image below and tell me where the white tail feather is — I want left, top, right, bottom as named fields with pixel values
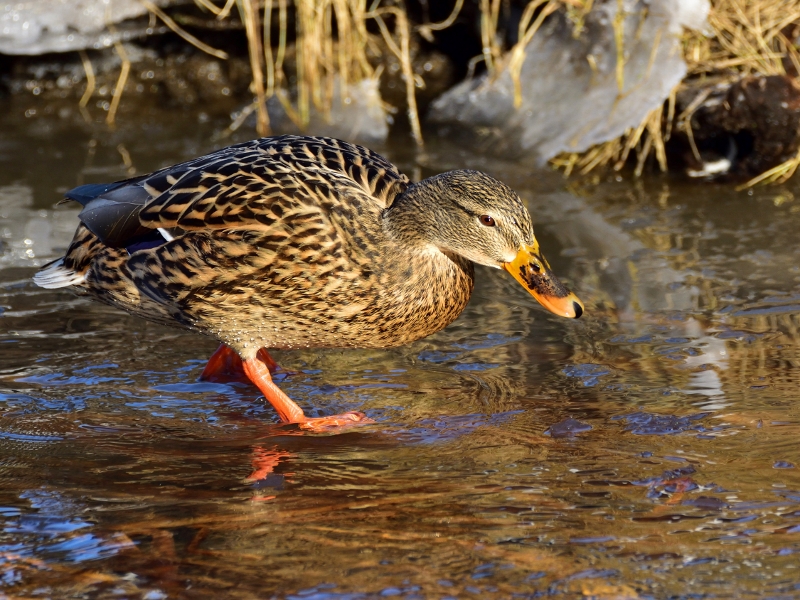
left=33, top=258, right=86, bottom=289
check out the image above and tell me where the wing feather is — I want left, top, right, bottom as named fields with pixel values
left=67, top=136, right=408, bottom=251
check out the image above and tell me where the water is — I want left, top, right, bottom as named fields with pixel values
left=2, top=97, right=800, bottom=598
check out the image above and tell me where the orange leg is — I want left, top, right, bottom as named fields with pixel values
left=241, top=351, right=373, bottom=432
left=200, top=344, right=281, bottom=382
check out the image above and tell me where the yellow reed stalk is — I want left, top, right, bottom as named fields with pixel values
left=323, top=2, right=335, bottom=114
left=219, top=0, right=235, bottom=19
left=367, top=5, right=424, bottom=146
left=264, top=0, right=275, bottom=96
left=238, top=0, right=270, bottom=136
left=614, top=117, right=649, bottom=171
left=646, top=105, right=667, bottom=172
left=738, top=148, right=800, bottom=189
left=613, top=0, right=626, bottom=92
left=334, top=0, right=353, bottom=96
left=564, top=0, right=593, bottom=37
left=417, top=0, right=464, bottom=37
left=295, top=0, right=312, bottom=126
left=551, top=152, right=579, bottom=177
left=480, top=0, right=503, bottom=73
left=193, top=0, right=225, bottom=16
left=140, top=0, right=228, bottom=59
left=106, top=24, right=130, bottom=127
left=508, top=0, right=559, bottom=108
left=78, top=50, right=95, bottom=109
left=579, top=139, right=622, bottom=174
left=194, top=0, right=235, bottom=19
left=263, top=0, right=289, bottom=100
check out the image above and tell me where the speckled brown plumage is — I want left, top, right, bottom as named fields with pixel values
left=35, top=135, right=583, bottom=428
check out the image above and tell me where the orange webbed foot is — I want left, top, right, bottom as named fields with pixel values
left=241, top=353, right=373, bottom=431
left=299, top=411, right=375, bottom=433
left=203, top=347, right=373, bottom=431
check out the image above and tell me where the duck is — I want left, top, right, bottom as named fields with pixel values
left=34, top=135, right=583, bottom=431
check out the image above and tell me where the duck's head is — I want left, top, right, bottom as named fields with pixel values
left=387, top=169, right=584, bottom=319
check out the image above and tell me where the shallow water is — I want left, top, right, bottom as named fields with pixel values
left=2, top=99, right=800, bottom=599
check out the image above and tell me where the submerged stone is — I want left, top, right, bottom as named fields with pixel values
left=544, top=417, right=593, bottom=438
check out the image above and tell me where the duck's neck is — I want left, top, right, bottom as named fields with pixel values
left=382, top=176, right=448, bottom=249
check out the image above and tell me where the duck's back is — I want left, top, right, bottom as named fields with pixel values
left=36, top=136, right=474, bottom=354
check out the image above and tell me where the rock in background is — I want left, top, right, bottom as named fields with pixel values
left=0, top=0, right=177, bottom=55
left=671, top=75, right=800, bottom=177
left=428, top=0, right=709, bottom=163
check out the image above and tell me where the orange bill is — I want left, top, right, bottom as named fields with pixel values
left=502, top=243, right=584, bottom=319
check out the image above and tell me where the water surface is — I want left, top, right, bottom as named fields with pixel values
left=1, top=99, right=800, bottom=598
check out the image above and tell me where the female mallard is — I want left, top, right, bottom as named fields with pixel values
left=34, top=135, right=583, bottom=431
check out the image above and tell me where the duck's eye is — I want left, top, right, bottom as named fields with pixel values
left=479, top=215, right=496, bottom=227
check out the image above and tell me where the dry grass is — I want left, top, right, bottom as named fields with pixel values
left=684, top=0, right=800, bottom=78
left=550, top=101, right=670, bottom=177
left=550, top=0, right=800, bottom=181
left=223, top=0, right=423, bottom=144
left=200, top=0, right=381, bottom=138
left=74, top=0, right=425, bottom=144
left=686, top=0, right=800, bottom=187
left=89, top=0, right=800, bottom=177
left=508, top=0, right=561, bottom=107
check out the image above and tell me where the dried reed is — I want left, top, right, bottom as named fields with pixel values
left=508, top=0, right=560, bottom=107
left=233, top=0, right=422, bottom=145
left=238, top=0, right=270, bottom=135
left=684, top=0, right=800, bottom=78
left=685, top=0, right=800, bottom=187
left=78, top=49, right=95, bottom=124
left=551, top=0, right=800, bottom=180
left=106, top=24, right=131, bottom=128
left=144, top=0, right=229, bottom=59
left=83, top=0, right=800, bottom=181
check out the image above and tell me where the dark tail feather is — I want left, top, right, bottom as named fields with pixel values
left=65, top=182, right=128, bottom=206
left=65, top=180, right=154, bottom=247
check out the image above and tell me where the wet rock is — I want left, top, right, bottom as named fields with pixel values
left=544, top=417, right=592, bottom=438
left=683, top=496, right=729, bottom=510
left=428, top=0, right=709, bottom=162
left=150, top=50, right=252, bottom=109
left=376, top=37, right=455, bottom=114
left=672, top=75, right=800, bottom=176
left=263, top=77, right=389, bottom=145
left=612, top=411, right=710, bottom=435
left=562, top=363, right=610, bottom=387
left=773, top=461, right=796, bottom=469
left=0, top=0, right=178, bottom=55
left=1, top=42, right=253, bottom=118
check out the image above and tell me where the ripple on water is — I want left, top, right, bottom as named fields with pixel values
left=562, top=363, right=611, bottom=387
left=1, top=489, right=133, bottom=564
left=611, top=411, right=714, bottom=436
left=5, top=121, right=800, bottom=597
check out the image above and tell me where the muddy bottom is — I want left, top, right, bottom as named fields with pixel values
left=1, top=97, right=800, bottom=598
